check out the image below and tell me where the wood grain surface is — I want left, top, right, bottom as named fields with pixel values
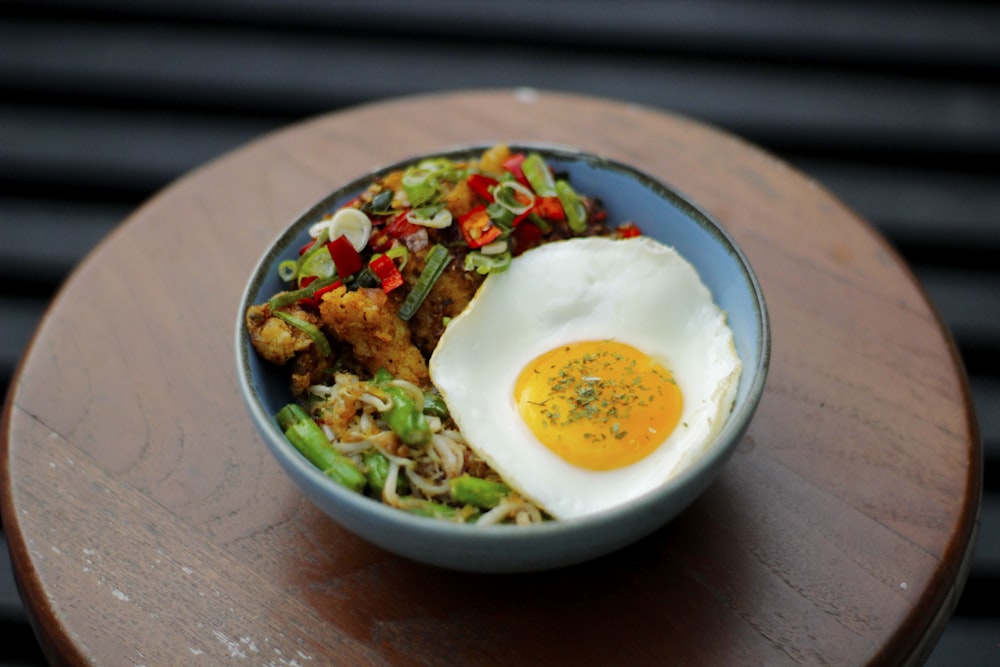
left=1, top=89, right=980, bottom=666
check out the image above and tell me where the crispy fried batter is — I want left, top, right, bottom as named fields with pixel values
left=319, top=284, right=430, bottom=385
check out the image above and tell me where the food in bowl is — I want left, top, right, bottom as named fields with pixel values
left=244, top=144, right=741, bottom=525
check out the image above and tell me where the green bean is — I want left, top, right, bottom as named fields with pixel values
left=449, top=475, right=511, bottom=509
left=276, top=404, right=366, bottom=493
left=361, top=450, right=408, bottom=497
left=381, top=385, right=432, bottom=447
left=401, top=498, right=479, bottom=522
left=421, top=391, right=450, bottom=419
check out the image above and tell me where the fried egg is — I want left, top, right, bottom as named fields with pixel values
left=429, top=236, right=741, bottom=520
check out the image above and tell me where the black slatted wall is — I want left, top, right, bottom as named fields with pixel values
left=1, top=2, right=998, bottom=664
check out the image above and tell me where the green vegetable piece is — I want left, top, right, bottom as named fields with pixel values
left=464, top=250, right=511, bottom=275
left=527, top=212, right=552, bottom=233
left=361, top=450, right=407, bottom=497
left=272, top=310, right=332, bottom=357
left=364, top=189, right=395, bottom=215
left=276, top=404, right=366, bottom=493
left=422, top=391, right=450, bottom=419
left=361, top=450, right=390, bottom=496
left=297, top=245, right=336, bottom=285
left=381, top=385, right=432, bottom=447
left=267, top=274, right=340, bottom=310
left=450, top=475, right=511, bottom=509
left=401, top=498, right=477, bottom=521
left=398, top=244, right=452, bottom=321
left=555, top=179, right=587, bottom=233
left=522, top=153, right=557, bottom=197
left=291, top=227, right=331, bottom=284
left=278, top=259, right=297, bottom=282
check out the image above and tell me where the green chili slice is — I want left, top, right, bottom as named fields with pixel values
left=267, top=274, right=341, bottom=310
left=273, top=310, right=332, bottom=357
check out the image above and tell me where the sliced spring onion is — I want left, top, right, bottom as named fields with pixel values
left=402, top=167, right=439, bottom=207
left=273, top=310, right=332, bottom=357
left=402, top=158, right=462, bottom=207
left=398, top=244, right=452, bottom=321
left=522, top=153, right=557, bottom=197
left=407, top=206, right=453, bottom=229
left=385, top=243, right=409, bottom=270
left=479, top=239, right=508, bottom=255
left=293, top=227, right=330, bottom=282
left=555, top=179, right=587, bottom=233
left=309, top=208, right=372, bottom=252
left=297, top=245, right=335, bottom=285
left=278, top=260, right=298, bottom=282
left=493, top=180, right=534, bottom=215
left=464, top=250, right=512, bottom=275
left=485, top=203, right=516, bottom=232
left=327, top=207, right=372, bottom=251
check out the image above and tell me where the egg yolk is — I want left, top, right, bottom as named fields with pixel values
left=513, top=340, right=682, bottom=470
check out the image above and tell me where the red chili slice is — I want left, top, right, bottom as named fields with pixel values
left=458, top=205, right=501, bottom=248
left=385, top=209, right=422, bottom=239
left=502, top=153, right=528, bottom=186
left=299, top=238, right=318, bottom=255
left=298, top=279, right=343, bottom=310
left=616, top=222, right=642, bottom=238
left=512, top=220, right=543, bottom=254
left=533, top=196, right=565, bottom=221
left=467, top=173, right=498, bottom=202
left=326, top=235, right=363, bottom=277
left=369, top=254, right=404, bottom=293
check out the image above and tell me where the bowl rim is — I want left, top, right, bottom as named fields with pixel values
left=235, top=140, right=771, bottom=545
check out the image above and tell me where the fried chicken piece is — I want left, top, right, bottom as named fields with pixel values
left=477, top=143, right=511, bottom=173
left=288, top=346, right=331, bottom=397
left=404, top=256, right=484, bottom=358
left=318, top=284, right=429, bottom=385
left=245, top=302, right=317, bottom=365
left=245, top=302, right=331, bottom=396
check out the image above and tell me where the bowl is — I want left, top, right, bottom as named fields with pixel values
left=236, top=143, right=770, bottom=573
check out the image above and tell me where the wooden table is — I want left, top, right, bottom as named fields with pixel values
left=1, top=90, right=980, bottom=666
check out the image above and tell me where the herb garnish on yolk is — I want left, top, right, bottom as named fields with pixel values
left=513, top=340, right=682, bottom=470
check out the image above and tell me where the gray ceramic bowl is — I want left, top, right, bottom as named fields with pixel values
left=236, top=143, right=769, bottom=573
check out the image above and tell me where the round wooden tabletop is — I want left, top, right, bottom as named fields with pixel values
left=1, top=89, right=980, bottom=666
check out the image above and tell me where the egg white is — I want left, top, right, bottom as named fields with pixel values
left=429, top=236, right=741, bottom=520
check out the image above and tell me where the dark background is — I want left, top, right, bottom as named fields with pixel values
left=1, top=1, right=997, bottom=664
